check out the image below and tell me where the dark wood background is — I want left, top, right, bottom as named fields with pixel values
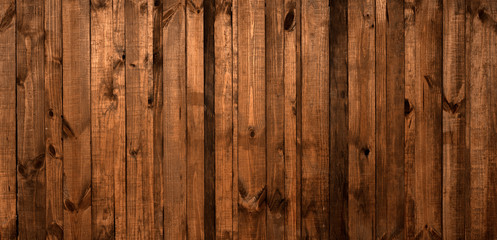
left=0, top=0, right=496, bottom=239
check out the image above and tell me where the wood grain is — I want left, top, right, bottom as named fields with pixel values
left=125, top=0, right=154, bottom=238
left=237, top=0, right=266, bottom=238
left=62, top=0, right=91, bottom=238
left=301, top=0, right=330, bottom=238
left=90, top=0, right=126, bottom=238
left=442, top=0, right=468, bottom=239
left=163, top=0, right=187, bottom=239
left=186, top=0, right=205, bottom=238
left=45, top=0, right=64, bottom=239
left=265, top=0, right=285, bottom=238
left=348, top=0, right=375, bottom=238
left=375, top=0, right=405, bottom=239
left=406, top=0, right=443, bottom=238
left=0, top=0, right=16, bottom=238
left=329, top=0, right=348, bottom=238
left=16, top=0, right=46, bottom=238
left=284, top=0, right=300, bottom=239
left=213, top=0, right=234, bottom=238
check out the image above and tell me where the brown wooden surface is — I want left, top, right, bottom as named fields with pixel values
left=4, top=0, right=497, bottom=239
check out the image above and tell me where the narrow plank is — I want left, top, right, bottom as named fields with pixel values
left=301, top=0, right=330, bottom=238
left=91, top=0, right=126, bottom=238
left=404, top=0, right=416, bottom=238
left=329, top=0, right=348, bottom=238
left=62, top=0, right=91, bottom=238
left=16, top=0, right=46, bottom=238
left=44, top=0, right=63, bottom=238
left=204, top=1, right=216, bottom=239
left=347, top=0, right=375, bottom=238
left=265, top=0, right=285, bottom=238
left=406, top=0, right=443, bottom=238
left=163, top=0, right=187, bottom=238
left=213, top=0, right=234, bottom=238
left=468, top=1, right=497, bottom=238
left=152, top=0, right=164, bottom=238
left=231, top=0, right=239, bottom=238
left=0, top=0, right=17, bottom=238
left=237, top=0, right=266, bottom=238
left=186, top=0, right=205, bottom=238
left=125, top=0, right=154, bottom=238
left=283, top=0, right=300, bottom=239
left=442, top=0, right=467, bottom=239
left=375, top=0, right=405, bottom=239
left=485, top=3, right=497, bottom=238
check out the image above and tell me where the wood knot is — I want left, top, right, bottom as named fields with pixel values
left=361, top=147, right=370, bottom=157
left=284, top=9, right=296, bottom=31
left=404, top=99, right=413, bottom=115
left=248, top=127, right=255, bottom=138
left=48, top=109, right=54, bottom=117
left=48, top=144, right=56, bottom=158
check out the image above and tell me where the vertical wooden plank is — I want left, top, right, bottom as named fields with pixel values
left=301, top=0, right=330, bottom=238
left=44, top=0, right=63, bottom=238
left=237, top=0, right=266, bottom=238
left=375, top=0, right=405, bottom=239
left=231, top=0, right=239, bottom=238
left=405, top=0, right=443, bottom=238
left=213, top=0, right=233, bottom=238
left=125, top=0, right=154, bottom=238
left=91, top=0, right=126, bottom=238
left=404, top=0, right=416, bottom=238
left=62, top=0, right=91, bottom=238
left=266, top=0, right=285, bottom=238
left=329, top=0, right=348, bottom=238
left=467, top=1, right=497, bottom=238
left=283, top=0, right=300, bottom=239
left=16, top=0, right=46, bottom=238
left=347, top=0, right=375, bottom=238
left=163, top=0, right=187, bottom=239
left=204, top=1, right=216, bottom=239
left=442, top=0, right=467, bottom=239
left=186, top=0, right=205, bottom=238
left=152, top=0, right=164, bottom=238
left=485, top=3, right=497, bottom=238
left=0, top=0, right=17, bottom=238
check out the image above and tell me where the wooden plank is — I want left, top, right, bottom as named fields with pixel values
left=485, top=3, right=497, bottom=238
left=347, top=0, right=375, bottom=238
left=204, top=1, right=216, bottom=239
left=404, top=0, right=416, bottom=238
left=265, top=0, right=285, bottom=238
left=237, top=0, right=266, bottom=238
left=0, top=0, right=17, bottom=238
left=44, top=0, right=63, bottom=239
left=186, top=0, right=205, bottom=238
left=62, top=0, right=91, bottom=238
left=283, top=0, right=300, bottom=239
left=329, top=0, right=348, bottom=238
left=213, top=0, right=233, bottom=238
left=231, top=0, right=239, bottom=238
left=406, top=0, right=443, bottom=238
left=442, top=0, right=468, bottom=239
left=163, top=0, right=187, bottom=239
left=152, top=0, right=164, bottom=238
left=375, top=0, right=405, bottom=239
left=301, top=0, right=330, bottom=238
left=16, top=0, right=46, bottom=238
left=468, top=1, right=497, bottom=238
left=91, top=0, right=126, bottom=238
left=125, top=0, right=154, bottom=238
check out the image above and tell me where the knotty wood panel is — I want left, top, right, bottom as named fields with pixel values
left=3, top=0, right=497, bottom=239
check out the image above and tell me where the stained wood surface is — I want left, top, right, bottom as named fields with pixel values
left=3, top=0, right=497, bottom=239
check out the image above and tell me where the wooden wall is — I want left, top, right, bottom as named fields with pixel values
left=1, top=0, right=497, bottom=239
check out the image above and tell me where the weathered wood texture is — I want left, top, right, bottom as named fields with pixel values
left=3, top=0, right=497, bottom=239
